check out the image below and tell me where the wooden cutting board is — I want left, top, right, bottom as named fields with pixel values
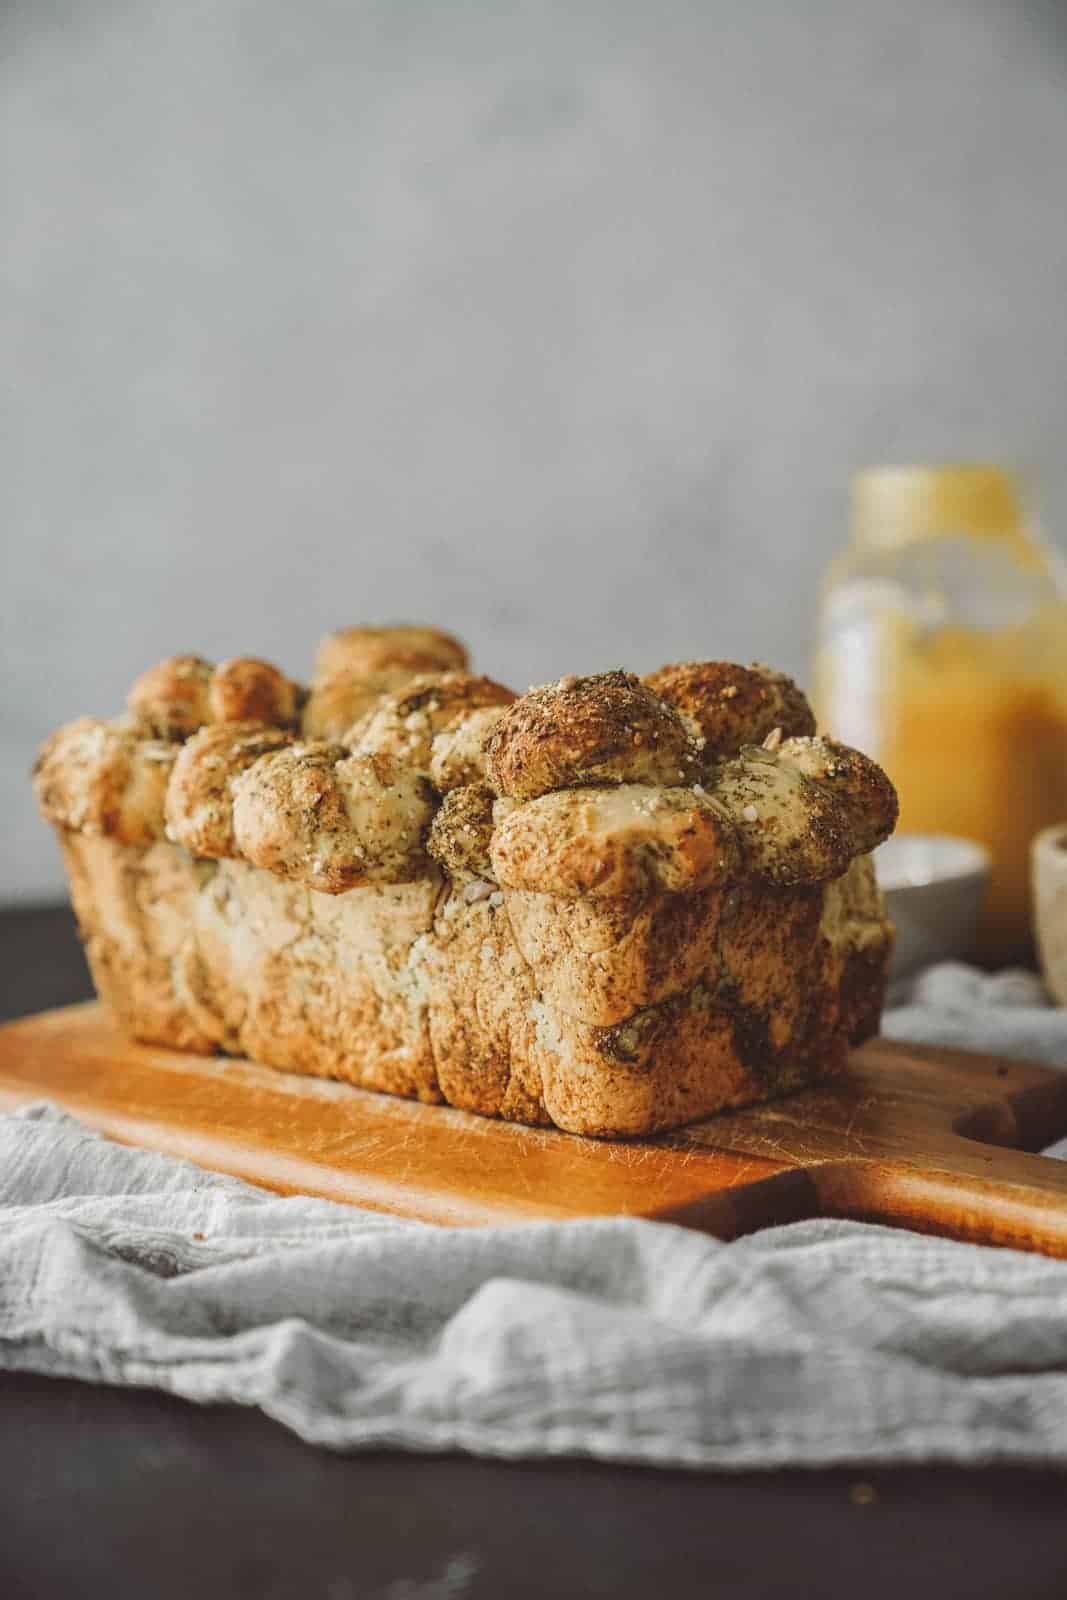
left=5, top=1002, right=1067, bottom=1257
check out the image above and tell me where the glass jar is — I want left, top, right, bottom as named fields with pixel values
left=814, top=464, right=1067, bottom=967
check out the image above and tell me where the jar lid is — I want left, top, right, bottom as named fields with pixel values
left=851, top=464, right=1025, bottom=549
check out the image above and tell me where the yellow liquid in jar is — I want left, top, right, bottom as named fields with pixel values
left=817, top=617, right=1067, bottom=965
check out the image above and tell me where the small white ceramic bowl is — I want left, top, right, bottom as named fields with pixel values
left=874, top=833, right=991, bottom=982
left=1032, top=823, right=1067, bottom=1004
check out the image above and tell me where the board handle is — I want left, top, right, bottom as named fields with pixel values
left=814, top=1141, right=1067, bottom=1258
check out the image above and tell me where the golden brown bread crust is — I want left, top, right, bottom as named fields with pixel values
left=504, top=885, right=726, bottom=1026
left=230, top=742, right=356, bottom=890
left=208, top=657, right=301, bottom=728
left=709, top=749, right=856, bottom=885
left=231, top=743, right=435, bottom=894
left=829, top=859, right=894, bottom=1043
left=34, top=717, right=177, bottom=845
left=302, top=666, right=428, bottom=742
left=644, top=661, right=816, bottom=758
left=306, top=627, right=473, bottom=747
left=484, top=671, right=698, bottom=800
left=314, top=625, right=468, bottom=681
left=712, top=741, right=898, bottom=885
left=194, top=861, right=445, bottom=1102
left=165, top=722, right=294, bottom=860
left=421, top=887, right=548, bottom=1123
left=128, top=654, right=302, bottom=738
left=37, top=628, right=897, bottom=1137
left=348, top=672, right=516, bottom=787
left=128, top=655, right=214, bottom=739
left=59, top=832, right=222, bottom=1052
left=425, top=782, right=497, bottom=884
left=57, top=831, right=891, bottom=1137
left=775, top=735, right=898, bottom=855
left=490, top=785, right=739, bottom=898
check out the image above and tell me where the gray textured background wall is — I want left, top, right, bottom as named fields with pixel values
left=5, top=1, right=1067, bottom=901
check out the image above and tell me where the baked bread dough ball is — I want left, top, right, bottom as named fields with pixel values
left=231, top=742, right=434, bottom=893
left=644, top=661, right=815, bottom=758
left=490, top=783, right=739, bottom=898
left=775, top=735, right=898, bottom=857
left=348, top=672, right=516, bottom=788
left=484, top=671, right=698, bottom=801
left=428, top=706, right=512, bottom=792
left=709, top=747, right=867, bottom=885
left=314, top=625, right=468, bottom=682
left=302, top=666, right=429, bottom=742
left=129, top=653, right=301, bottom=739
left=425, top=782, right=497, bottom=884
left=208, top=657, right=301, bottom=728
left=165, top=722, right=294, bottom=859
left=34, top=717, right=176, bottom=845
left=128, top=655, right=214, bottom=739
left=331, top=751, right=436, bottom=884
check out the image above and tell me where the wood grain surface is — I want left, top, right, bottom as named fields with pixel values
left=4, top=1002, right=1067, bottom=1256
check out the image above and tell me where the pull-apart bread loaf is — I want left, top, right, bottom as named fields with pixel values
left=35, top=628, right=897, bottom=1136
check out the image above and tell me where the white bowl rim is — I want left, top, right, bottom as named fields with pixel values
left=875, top=832, right=991, bottom=892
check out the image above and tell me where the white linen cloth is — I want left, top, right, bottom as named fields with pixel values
left=4, top=963, right=1067, bottom=1470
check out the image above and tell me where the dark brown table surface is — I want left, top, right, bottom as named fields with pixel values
left=3, top=905, right=1067, bottom=1600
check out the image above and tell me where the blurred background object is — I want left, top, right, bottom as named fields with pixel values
left=1033, top=824, right=1067, bottom=1003
left=818, top=465, right=1067, bottom=965
left=875, top=833, right=990, bottom=983
left=5, top=1, right=1067, bottom=903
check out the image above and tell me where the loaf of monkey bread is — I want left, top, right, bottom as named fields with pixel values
left=34, top=626, right=897, bottom=1137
